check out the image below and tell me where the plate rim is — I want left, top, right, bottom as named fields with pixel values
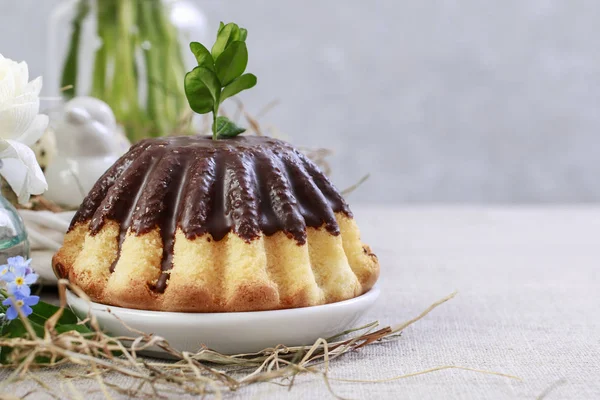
left=66, top=285, right=381, bottom=318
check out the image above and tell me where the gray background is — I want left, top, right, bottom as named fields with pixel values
left=1, top=0, right=598, bottom=203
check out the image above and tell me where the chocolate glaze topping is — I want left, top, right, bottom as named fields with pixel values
left=70, top=135, right=352, bottom=292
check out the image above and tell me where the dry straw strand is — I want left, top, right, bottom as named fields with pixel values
left=0, top=284, right=518, bottom=398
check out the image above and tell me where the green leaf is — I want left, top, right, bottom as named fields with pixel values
left=0, top=317, right=92, bottom=364
left=1, top=318, right=42, bottom=340
left=215, top=116, right=246, bottom=138
left=184, top=66, right=221, bottom=114
left=239, top=28, right=248, bottom=41
left=0, top=298, right=92, bottom=364
left=220, top=73, right=257, bottom=103
left=215, top=41, right=248, bottom=86
left=55, top=323, right=93, bottom=335
left=0, top=318, right=44, bottom=364
left=189, top=42, right=215, bottom=71
left=211, top=23, right=241, bottom=59
left=30, top=302, right=79, bottom=325
left=186, top=21, right=258, bottom=139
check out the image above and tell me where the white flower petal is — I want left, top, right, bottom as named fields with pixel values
left=0, top=91, right=39, bottom=112
left=0, top=139, right=47, bottom=204
left=14, top=114, right=48, bottom=146
left=0, top=100, right=40, bottom=140
left=25, top=76, right=42, bottom=97
left=0, top=53, right=8, bottom=79
left=14, top=61, right=29, bottom=94
left=0, top=54, right=47, bottom=195
left=0, top=64, right=15, bottom=105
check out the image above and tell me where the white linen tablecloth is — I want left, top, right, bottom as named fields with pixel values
left=1, top=206, right=598, bottom=399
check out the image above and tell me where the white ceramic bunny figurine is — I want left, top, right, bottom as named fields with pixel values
left=44, top=97, right=130, bottom=208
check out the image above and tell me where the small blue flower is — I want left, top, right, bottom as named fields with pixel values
left=0, top=256, right=32, bottom=283
left=3, top=265, right=38, bottom=296
left=2, top=292, right=39, bottom=320
left=6, top=256, right=32, bottom=274
left=0, top=264, right=12, bottom=279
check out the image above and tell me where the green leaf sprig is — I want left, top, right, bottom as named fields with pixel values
left=185, top=22, right=257, bottom=140
left=0, top=289, right=92, bottom=363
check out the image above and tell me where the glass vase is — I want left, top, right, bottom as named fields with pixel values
left=0, top=187, right=29, bottom=265
left=47, top=0, right=208, bottom=143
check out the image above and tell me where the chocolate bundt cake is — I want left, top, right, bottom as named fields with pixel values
left=53, top=135, right=379, bottom=312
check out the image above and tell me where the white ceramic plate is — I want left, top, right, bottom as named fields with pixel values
left=66, top=286, right=380, bottom=357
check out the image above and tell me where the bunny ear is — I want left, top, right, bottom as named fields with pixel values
left=65, top=106, right=93, bottom=125
left=0, top=139, right=47, bottom=204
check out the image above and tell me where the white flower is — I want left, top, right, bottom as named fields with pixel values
left=0, top=54, right=48, bottom=204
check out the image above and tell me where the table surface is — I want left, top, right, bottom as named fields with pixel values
left=1, top=206, right=599, bottom=399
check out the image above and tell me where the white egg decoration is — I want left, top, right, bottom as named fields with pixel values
left=32, top=128, right=58, bottom=172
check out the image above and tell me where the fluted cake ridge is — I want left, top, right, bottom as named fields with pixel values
left=68, top=135, right=353, bottom=292
left=73, top=135, right=351, bottom=241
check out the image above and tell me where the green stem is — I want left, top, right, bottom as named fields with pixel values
left=66, top=0, right=190, bottom=142
left=138, top=0, right=170, bottom=137
left=151, top=0, right=188, bottom=134
left=60, top=0, right=90, bottom=98
left=212, top=112, right=217, bottom=140
left=112, top=0, right=146, bottom=142
left=152, top=1, right=176, bottom=127
left=93, top=0, right=117, bottom=101
left=91, top=19, right=107, bottom=99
